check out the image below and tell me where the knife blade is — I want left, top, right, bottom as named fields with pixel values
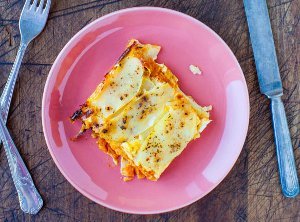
left=244, top=0, right=283, bottom=96
left=244, top=0, right=299, bottom=197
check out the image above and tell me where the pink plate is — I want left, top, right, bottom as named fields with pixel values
left=42, top=7, right=249, bottom=214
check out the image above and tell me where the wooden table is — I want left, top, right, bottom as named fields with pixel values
left=0, top=0, right=299, bottom=221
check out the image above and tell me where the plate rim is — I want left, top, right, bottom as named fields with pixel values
left=42, top=6, right=250, bottom=214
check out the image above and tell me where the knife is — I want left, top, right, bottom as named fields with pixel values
left=243, top=0, right=299, bottom=197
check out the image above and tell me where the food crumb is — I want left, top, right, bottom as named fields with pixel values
left=189, top=64, right=202, bottom=75
left=203, top=105, right=213, bottom=111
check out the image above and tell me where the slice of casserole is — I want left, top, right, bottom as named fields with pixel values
left=71, top=39, right=211, bottom=181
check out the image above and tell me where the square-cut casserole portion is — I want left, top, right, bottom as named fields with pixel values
left=71, top=39, right=211, bottom=181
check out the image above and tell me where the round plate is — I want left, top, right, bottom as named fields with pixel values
left=42, top=7, right=249, bottom=214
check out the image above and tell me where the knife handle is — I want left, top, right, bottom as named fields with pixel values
left=270, top=95, right=299, bottom=197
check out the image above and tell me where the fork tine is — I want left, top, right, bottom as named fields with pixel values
left=24, top=0, right=31, bottom=9
left=37, top=0, right=45, bottom=13
left=43, top=0, right=51, bottom=14
left=29, top=0, right=38, bottom=10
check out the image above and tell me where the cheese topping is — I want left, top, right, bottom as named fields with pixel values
left=71, top=39, right=211, bottom=181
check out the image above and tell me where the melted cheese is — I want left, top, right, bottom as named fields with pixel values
left=126, top=99, right=200, bottom=179
left=101, top=82, right=175, bottom=143
left=73, top=39, right=211, bottom=181
left=88, top=57, right=144, bottom=118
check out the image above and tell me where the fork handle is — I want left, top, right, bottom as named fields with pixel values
left=0, top=42, right=27, bottom=123
left=0, top=117, right=43, bottom=214
left=271, top=96, right=299, bottom=197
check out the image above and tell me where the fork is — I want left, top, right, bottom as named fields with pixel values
left=0, top=0, right=51, bottom=214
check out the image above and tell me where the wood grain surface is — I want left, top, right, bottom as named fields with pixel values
left=0, top=0, right=299, bottom=221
